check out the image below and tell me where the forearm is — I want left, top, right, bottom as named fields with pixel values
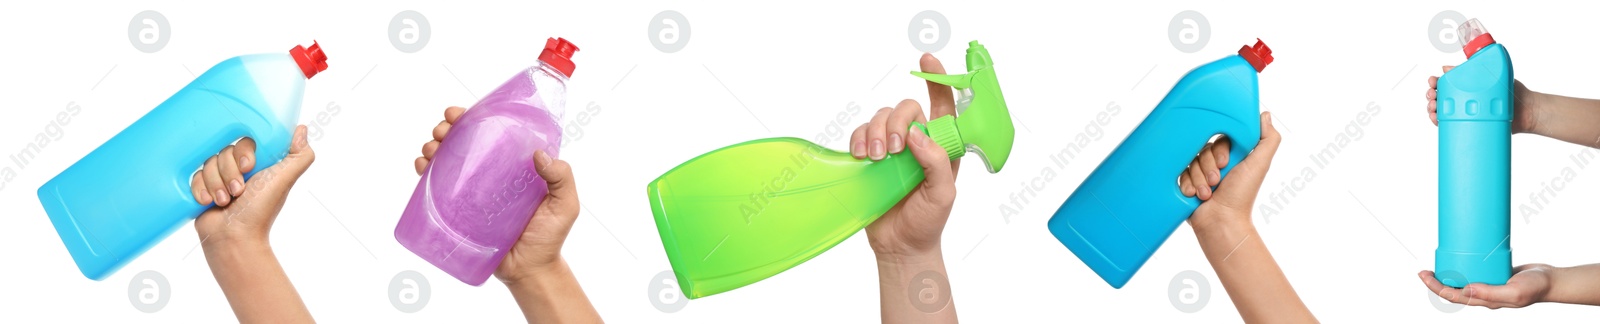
left=1544, top=263, right=1600, bottom=305
left=202, top=238, right=312, bottom=323
left=1525, top=90, right=1600, bottom=148
left=1192, top=219, right=1314, bottom=323
left=875, top=249, right=956, bottom=324
left=506, top=258, right=601, bottom=323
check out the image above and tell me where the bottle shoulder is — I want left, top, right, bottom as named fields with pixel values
left=189, top=53, right=304, bottom=134
left=1440, top=44, right=1512, bottom=94
left=1156, top=56, right=1261, bottom=116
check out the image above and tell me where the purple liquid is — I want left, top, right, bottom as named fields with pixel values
left=397, top=62, right=567, bottom=286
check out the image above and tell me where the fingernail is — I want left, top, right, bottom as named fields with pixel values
left=909, top=131, right=926, bottom=148
left=215, top=190, right=229, bottom=205
left=535, top=150, right=552, bottom=169
left=852, top=140, right=865, bottom=157
left=870, top=139, right=885, bottom=159
left=240, top=155, right=251, bottom=168
left=889, top=133, right=904, bottom=153
left=198, top=190, right=211, bottom=203
left=229, top=179, right=243, bottom=196
left=294, top=128, right=309, bottom=148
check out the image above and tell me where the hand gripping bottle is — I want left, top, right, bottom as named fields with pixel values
left=396, top=38, right=577, bottom=286
left=1048, top=40, right=1272, bottom=288
left=38, top=42, right=329, bottom=280
left=647, top=41, right=1014, bottom=298
left=1434, top=19, right=1513, bottom=288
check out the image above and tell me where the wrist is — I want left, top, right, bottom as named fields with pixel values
left=502, top=256, right=569, bottom=288
left=201, top=228, right=269, bottom=251
left=875, top=246, right=956, bottom=321
left=1189, top=206, right=1253, bottom=236
left=869, top=228, right=945, bottom=262
left=876, top=246, right=944, bottom=268
left=1515, top=84, right=1544, bottom=134
left=1539, top=265, right=1568, bottom=304
left=873, top=240, right=945, bottom=265
left=200, top=234, right=272, bottom=265
left=875, top=243, right=947, bottom=286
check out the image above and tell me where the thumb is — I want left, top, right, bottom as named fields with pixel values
left=1240, top=112, right=1281, bottom=170
left=246, top=125, right=316, bottom=192
left=1212, top=113, right=1280, bottom=208
left=1464, top=283, right=1524, bottom=305
left=277, top=125, right=316, bottom=177
left=905, top=128, right=955, bottom=201
left=533, top=150, right=578, bottom=217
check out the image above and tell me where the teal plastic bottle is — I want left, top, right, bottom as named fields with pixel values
left=1434, top=18, right=1513, bottom=288
left=38, top=42, right=328, bottom=280
left=1048, top=40, right=1271, bottom=288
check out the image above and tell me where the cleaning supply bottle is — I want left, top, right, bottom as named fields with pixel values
left=1434, top=18, right=1513, bottom=288
left=38, top=42, right=329, bottom=280
left=1048, top=40, right=1272, bottom=288
left=395, top=37, right=577, bottom=286
left=647, top=41, right=1014, bottom=299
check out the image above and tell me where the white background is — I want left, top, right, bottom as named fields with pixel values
left=3, top=0, right=1598, bottom=322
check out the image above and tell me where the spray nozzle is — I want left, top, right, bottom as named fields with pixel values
left=908, top=40, right=1015, bottom=174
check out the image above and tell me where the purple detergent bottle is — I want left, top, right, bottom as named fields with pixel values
left=396, top=37, right=578, bottom=286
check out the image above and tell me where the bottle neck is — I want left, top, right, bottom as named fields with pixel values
left=535, top=60, right=572, bottom=82
left=924, top=116, right=965, bottom=160
left=524, top=61, right=571, bottom=120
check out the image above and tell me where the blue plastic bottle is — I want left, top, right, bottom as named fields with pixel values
left=1048, top=40, right=1272, bottom=288
left=37, top=42, right=328, bottom=280
left=1434, top=19, right=1512, bottom=288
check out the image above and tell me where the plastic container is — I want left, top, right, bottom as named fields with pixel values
left=1434, top=18, right=1513, bottom=288
left=1048, top=40, right=1272, bottom=288
left=39, top=42, right=328, bottom=280
left=647, top=41, right=1015, bottom=299
left=396, top=37, right=577, bottom=286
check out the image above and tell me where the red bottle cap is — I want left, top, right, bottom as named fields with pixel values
left=1237, top=39, right=1272, bottom=73
left=538, top=38, right=579, bottom=77
left=290, top=41, right=329, bottom=79
left=1463, top=33, right=1496, bottom=58
left=1457, top=19, right=1497, bottom=58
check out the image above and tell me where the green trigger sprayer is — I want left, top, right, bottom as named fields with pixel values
left=647, top=41, right=1014, bottom=299
left=910, top=41, right=1014, bottom=171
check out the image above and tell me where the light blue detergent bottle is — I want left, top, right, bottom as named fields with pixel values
left=1434, top=18, right=1512, bottom=288
left=1048, top=40, right=1272, bottom=288
left=37, top=42, right=329, bottom=280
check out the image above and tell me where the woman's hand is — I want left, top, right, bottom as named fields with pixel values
left=1420, top=264, right=1553, bottom=309
left=192, top=125, right=315, bottom=246
left=856, top=54, right=961, bottom=260
left=413, top=106, right=599, bottom=322
left=1426, top=65, right=1539, bottom=133
left=190, top=125, right=316, bottom=323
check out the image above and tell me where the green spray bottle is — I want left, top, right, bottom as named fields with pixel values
left=647, top=41, right=1014, bottom=299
